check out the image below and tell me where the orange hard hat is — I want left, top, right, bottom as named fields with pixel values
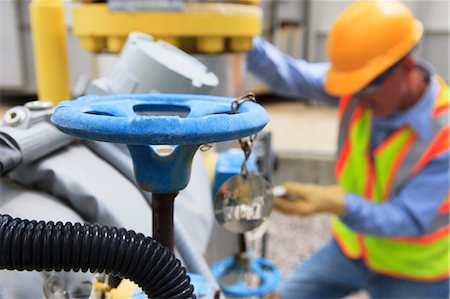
left=325, top=0, right=423, bottom=96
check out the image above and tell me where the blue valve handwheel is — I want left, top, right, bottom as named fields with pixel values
left=211, top=256, right=281, bottom=297
left=51, top=94, right=268, bottom=145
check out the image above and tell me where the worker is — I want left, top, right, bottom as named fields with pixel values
left=247, top=1, right=449, bottom=298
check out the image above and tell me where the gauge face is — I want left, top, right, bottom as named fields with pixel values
left=214, top=174, right=273, bottom=233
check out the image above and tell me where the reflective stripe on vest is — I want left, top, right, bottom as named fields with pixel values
left=333, top=76, right=450, bottom=281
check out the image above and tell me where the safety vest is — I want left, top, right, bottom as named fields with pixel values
left=333, top=76, right=450, bottom=281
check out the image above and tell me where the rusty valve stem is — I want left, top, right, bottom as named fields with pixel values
left=152, top=192, right=178, bottom=251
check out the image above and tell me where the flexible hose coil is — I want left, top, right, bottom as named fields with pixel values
left=0, top=214, right=195, bottom=298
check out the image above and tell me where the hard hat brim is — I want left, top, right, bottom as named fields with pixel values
left=324, top=20, right=423, bottom=96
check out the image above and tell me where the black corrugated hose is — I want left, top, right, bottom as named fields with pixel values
left=0, top=214, right=195, bottom=298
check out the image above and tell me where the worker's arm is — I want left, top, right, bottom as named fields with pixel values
left=341, top=152, right=449, bottom=237
left=275, top=152, right=449, bottom=237
left=247, top=36, right=338, bottom=104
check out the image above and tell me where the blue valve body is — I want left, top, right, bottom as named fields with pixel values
left=211, top=256, right=281, bottom=297
left=51, top=93, right=269, bottom=193
left=128, top=144, right=198, bottom=192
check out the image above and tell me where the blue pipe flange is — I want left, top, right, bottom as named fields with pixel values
left=211, top=256, right=280, bottom=297
left=51, top=94, right=268, bottom=192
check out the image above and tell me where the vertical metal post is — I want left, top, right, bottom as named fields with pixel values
left=152, top=192, right=178, bottom=252
left=238, top=233, right=247, bottom=253
left=30, top=0, right=71, bottom=104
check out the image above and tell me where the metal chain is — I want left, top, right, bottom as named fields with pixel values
left=199, top=143, right=213, bottom=152
left=199, top=93, right=256, bottom=152
left=238, top=134, right=257, bottom=179
left=231, top=92, right=256, bottom=114
left=199, top=93, right=258, bottom=170
left=231, top=92, right=258, bottom=179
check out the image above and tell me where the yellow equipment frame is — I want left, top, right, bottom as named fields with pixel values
left=73, top=3, right=262, bottom=53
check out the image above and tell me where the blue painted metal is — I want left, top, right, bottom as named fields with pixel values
left=51, top=93, right=268, bottom=193
left=131, top=273, right=217, bottom=299
left=51, top=93, right=268, bottom=145
left=211, top=256, right=281, bottom=297
left=128, top=144, right=198, bottom=193
left=189, top=272, right=218, bottom=299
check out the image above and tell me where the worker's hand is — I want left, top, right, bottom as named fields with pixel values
left=273, top=182, right=346, bottom=216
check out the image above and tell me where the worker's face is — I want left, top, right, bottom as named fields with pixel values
left=356, top=58, right=411, bottom=118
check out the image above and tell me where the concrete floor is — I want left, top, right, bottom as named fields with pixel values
left=264, top=102, right=338, bottom=272
left=264, top=101, right=338, bottom=155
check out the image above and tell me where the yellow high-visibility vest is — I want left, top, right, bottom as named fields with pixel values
left=333, top=76, right=450, bottom=281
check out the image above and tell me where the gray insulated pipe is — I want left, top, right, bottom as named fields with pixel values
left=83, top=141, right=221, bottom=290
left=0, top=122, right=73, bottom=174
left=0, top=214, right=195, bottom=298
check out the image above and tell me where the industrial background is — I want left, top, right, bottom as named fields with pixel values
left=0, top=1, right=448, bottom=298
